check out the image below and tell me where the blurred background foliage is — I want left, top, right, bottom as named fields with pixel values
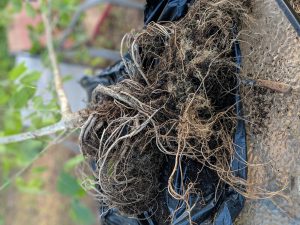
left=0, top=0, right=143, bottom=225
left=0, top=1, right=94, bottom=224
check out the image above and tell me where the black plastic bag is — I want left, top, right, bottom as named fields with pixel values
left=81, top=1, right=247, bottom=224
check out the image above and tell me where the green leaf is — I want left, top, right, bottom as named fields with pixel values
left=0, top=0, right=9, bottom=8
left=25, top=2, right=36, bottom=18
left=59, top=12, right=71, bottom=27
left=91, top=58, right=104, bottom=67
left=30, top=113, right=43, bottom=129
left=45, top=98, right=60, bottom=111
left=9, top=62, right=27, bottom=80
left=35, top=22, right=45, bottom=34
left=40, top=1, right=48, bottom=14
left=64, top=155, right=84, bottom=171
left=70, top=199, right=95, bottom=225
left=83, top=69, right=93, bottom=76
left=32, top=166, right=47, bottom=174
left=1, top=157, right=15, bottom=181
left=12, top=86, right=36, bottom=108
left=3, top=111, right=22, bottom=135
left=0, top=88, right=9, bottom=105
left=62, top=75, right=73, bottom=83
left=57, top=171, right=85, bottom=197
left=33, top=96, right=44, bottom=110
left=29, top=40, right=43, bottom=55
left=41, top=113, right=60, bottom=126
left=11, top=0, right=22, bottom=12
left=15, top=177, right=43, bottom=194
left=14, top=140, right=42, bottom=166
left=0, top=215, right=4, bottom=225
left=20, top=71, right=41, bottom=86
left=0, top=145, right=6, bottom=154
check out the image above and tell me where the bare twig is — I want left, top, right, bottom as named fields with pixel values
left=0, top=113, right=82, bottom=145
left=41, top=6, right=72, bottom=118
left=0, top=99, right=85, bottom=144
left=0, top=122, right=65, bottom=145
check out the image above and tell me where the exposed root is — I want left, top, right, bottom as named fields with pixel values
left=79, top=0, right=285, bottom=221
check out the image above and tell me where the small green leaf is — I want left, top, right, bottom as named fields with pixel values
left=62, top=75, right=73, bottom=83
left=35, top=22, right=45, bottom=34
left=30, top=113, right=43, bottom=128
left=0, top=0, right=9, bottom=8
left=64, top=155, right=84, bottom=171
left=0, top=145, right=6, bottom=154
left=12, top=86, right=36, bottom=108
left=0, top=215, right=4, bottom=225
left=57, top=171, right=85, bottom=197
left=9, top=62, right=27, bottom=80
left=32, top=166, right=47, bottom=174
left=0, top=88, right=9, bottom=105
left=25, top=2, right=36, bottom=18
left=59, top=12, right=71, bottom=27
left=15, top=177, right=43, bottom=194
left=40, top=1, right=48, bottom=14
left=29, top=40, right=43, bottom=55
left=33, top=96, right=44, bottom=110
left=14, top=140, right=42, bottom=166
left=41, top=114, right=60, bottom=126
left=45, top=98, right=60, bottom=110
left=91, top=58, right=104, bottom=67
left=4, top=111, right=22, bottom=135
left=11, top=0, right=22, bottom=12
left=70, top=199, right=95, bottom=225
left=83, top=69, right=93, bottom=76
left=20, top=71, right=41, bottom=86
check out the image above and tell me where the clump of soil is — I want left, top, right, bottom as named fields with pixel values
left=80, top=0, right=251, bottom=218
left=290, top=0, right=300, bottom=14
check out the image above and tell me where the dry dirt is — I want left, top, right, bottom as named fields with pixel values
left=236, top=0, right=300, bottom=224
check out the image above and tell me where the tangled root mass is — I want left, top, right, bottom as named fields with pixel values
left=80, top=0, right=251, bottom=218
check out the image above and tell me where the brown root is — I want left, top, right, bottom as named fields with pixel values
left=79, top=0, right=284, bottom=219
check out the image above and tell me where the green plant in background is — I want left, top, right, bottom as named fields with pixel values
left=70, top=199, right=95, bottom=225
left=0, top=0, right=13, bottom=78
left=0, top=215, right=4, bottom=225
left=0, top=59, right=62, bottom=186
left=15, top=166, right=45, bottom=194
left=56, top=155, right=95, bottom=225
left=0, top=0, right=97, bottom=224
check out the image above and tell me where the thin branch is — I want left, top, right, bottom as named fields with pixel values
left=0, top=122, right=65, bottom=145
left=41, top=7, right=72, bottom=118
left=0, top=112, right=83, bottom=145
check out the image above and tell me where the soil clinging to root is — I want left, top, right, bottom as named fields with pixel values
left=80, top=0, right=252, bottom=218
left=290, top=0, right=300, bottom=14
